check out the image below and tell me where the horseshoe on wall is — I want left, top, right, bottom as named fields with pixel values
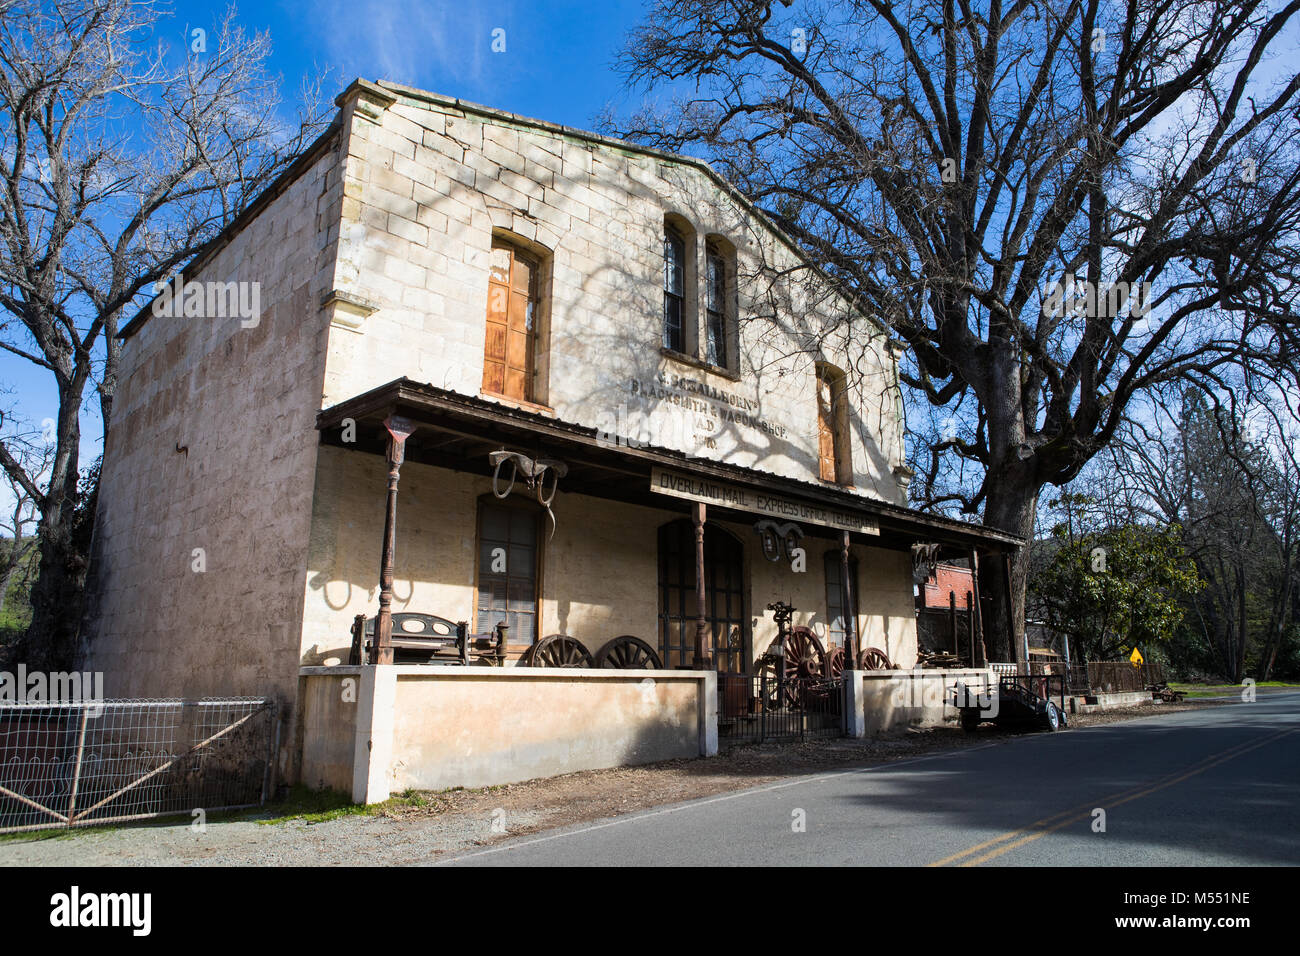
left=488, top=449, right=568, bottom=539
left=491, top=454, right=517, bottom=499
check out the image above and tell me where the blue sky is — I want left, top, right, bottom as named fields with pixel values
left=1, top=0, right=653, bottom=475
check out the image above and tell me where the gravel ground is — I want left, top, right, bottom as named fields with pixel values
left=0, top=698, right=1220, bottom=866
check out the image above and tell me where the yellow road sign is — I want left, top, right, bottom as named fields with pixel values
left=1130, top=647, right=1144, bottom=667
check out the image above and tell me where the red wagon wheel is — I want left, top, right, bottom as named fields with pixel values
left=759, top=626, right=825, bottom=709
left=527, top=634, right=594, bottom=668
left=857, top=646, right=894, bottom=670
left=595, top=635, right=663, bottom=669
left=825, top=646, right=845, bottom=681
left=784, top=626, right=826, bottom=682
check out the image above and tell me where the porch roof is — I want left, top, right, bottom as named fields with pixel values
left=315, top=378, right=1023, bottom=557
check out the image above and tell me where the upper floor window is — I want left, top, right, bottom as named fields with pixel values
left=663, top=225, right=686, bottom=352
left=816, top=363, right=853, bottom=485
left=483, top=237, right=540, bottom=403
left=705, top=243, right=728, bottom=369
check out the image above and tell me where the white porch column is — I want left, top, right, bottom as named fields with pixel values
left=843, top=669, right=866, bottom=738
left=352, top=664, right=397, bottom=804
left=699, top=669, right=719, bottom=756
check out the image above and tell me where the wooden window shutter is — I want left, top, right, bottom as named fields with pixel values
left=817, top=372, right=837, bottom=482
left=483, top=240, right=537, bottom=402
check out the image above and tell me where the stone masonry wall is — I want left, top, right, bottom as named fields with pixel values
left=320, top=83, right=908, bottom=504
left=85, top=132, right=345, bottom=742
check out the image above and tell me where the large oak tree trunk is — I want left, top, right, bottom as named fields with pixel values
left=980, top=476, right=1039, bottom=665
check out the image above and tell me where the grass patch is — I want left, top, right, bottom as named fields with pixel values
left=1169, top=681, right=1300, bottom=698
left=255, top=786, right=445, bottom=825
left=0, top=785, right=465, bottom=841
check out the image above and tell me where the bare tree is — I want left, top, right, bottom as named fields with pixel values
left=607, top=0, right=1300, bottom=660
left=0, top=0, right=330, bottom=668
left=1101, top=389, right=1300, bottom=680
left=0, top=409, right=51, bottom=620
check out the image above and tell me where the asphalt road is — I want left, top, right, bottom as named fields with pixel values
left=440, top=694, right=1300, bottom=866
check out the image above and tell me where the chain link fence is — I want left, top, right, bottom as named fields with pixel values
left=0, top=698, right=278, bottom=834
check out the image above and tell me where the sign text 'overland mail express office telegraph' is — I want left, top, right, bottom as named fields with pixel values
left=651, top=467, right=880, bottom=535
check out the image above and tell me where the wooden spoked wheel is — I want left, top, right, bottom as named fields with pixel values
left=784, top=626, right=825, bottom=682
left=857, top=646, right=894, bottom=670
left=759, top=626, right=826, bottom=709
left=527, top=634, right=594, bottom=668
left=825, top=646, right=845, bottom=681
left=595, top=635, right=663, bottom=669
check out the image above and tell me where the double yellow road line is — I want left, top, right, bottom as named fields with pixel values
left=929, top=726, right=1297, bottom=866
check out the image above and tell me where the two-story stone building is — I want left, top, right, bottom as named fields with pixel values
left=84, top=80, right=1019, bottom=785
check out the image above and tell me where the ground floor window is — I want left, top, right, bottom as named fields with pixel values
left=824, top=550, right=859, bottom=649
left=657, top=518, right=746, bottom=671
left=475, top=498, right=541, bottom=645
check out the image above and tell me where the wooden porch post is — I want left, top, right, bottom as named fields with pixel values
left=969, top=548, right=987, bottom=667
left=372, top=416, right=415, bottom=666
left=840, top=530, right=857, bottom=667
left=693, top=502, right=712, bottom=669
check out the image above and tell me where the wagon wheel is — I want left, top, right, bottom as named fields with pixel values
left=857, top=646, right=894, bottom=670
left=785, top=626, right=826, bottom=682
left=825, top=646, right=846, bottom=681
left=760, top=626, right=825, bottom=709
left=528, top=634, right=594, bottom=668
left=595, top=635, right=663, bottom=669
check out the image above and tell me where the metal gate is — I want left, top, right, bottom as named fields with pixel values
left=718, top=673, right=845, bottom=744
left=0, top=697, right=278, bottom=834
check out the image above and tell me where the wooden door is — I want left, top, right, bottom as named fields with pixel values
left=483, top=240, right=537, bottom=401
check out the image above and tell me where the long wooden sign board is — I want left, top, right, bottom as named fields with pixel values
left=650, top=467, right=880, bottom=535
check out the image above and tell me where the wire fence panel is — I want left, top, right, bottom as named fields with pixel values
left=0, top=698, right=277, bottom=834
